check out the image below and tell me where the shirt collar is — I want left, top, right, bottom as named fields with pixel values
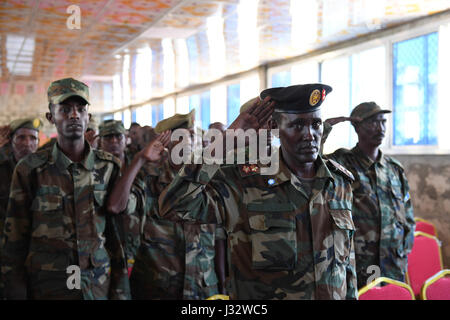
left=51, top=141, right=95, bottom=171
left=352, top=144, right=386, bottom=169
left=266, top=153, right=333, bottom=187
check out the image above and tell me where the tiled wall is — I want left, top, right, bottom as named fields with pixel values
left=392, top=154, right=450, bottom=268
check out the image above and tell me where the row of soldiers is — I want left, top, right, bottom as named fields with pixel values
left=0, top=77, right=415, bottom=300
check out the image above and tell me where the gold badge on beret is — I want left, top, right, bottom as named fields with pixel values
left=33, top=118, right=41, bottom=129
left=309, top=89, right=321, bottom=106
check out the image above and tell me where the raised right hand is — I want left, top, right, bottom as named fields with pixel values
left=139, top=130, right=171, bottom=163
left=228, top=96, right=275, bottom=131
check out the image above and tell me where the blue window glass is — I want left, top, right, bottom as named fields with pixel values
left=152, top=104, right=163, bottom=127
left=186, top=35, right=199, bottom=82
left=130, top=54, right=138, bottom=101
left=151, top=107, right=157, bottom=127
left=102, top=114, right=113, bottom=121
left=271, top=70, right=291, bottom=87
left=200, top=91, right=211, bottom=130
left=189, top=94, right=201, bottom=125
left=227, top=83, right=240, bottom=125
left=158, top=105, right=164, bottom=124
left=131, top=109, right=137, bottom=123
left=393, top=32, right=438, bottom=146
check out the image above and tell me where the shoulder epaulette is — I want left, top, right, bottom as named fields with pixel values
left=327, top=159, right=355, bottom=182
left=334, top=148, right=353, bottom=156
left=93, top=149, right=121, bottom=167
left=18, top=149, right=49, bottom=169
left=238, top=163, right=260, bottom=177
left=385, top=155, right=404, bottom=170
left=323, top=147, right=351, bottom=160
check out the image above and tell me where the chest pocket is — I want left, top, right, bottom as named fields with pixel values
left=93, top=184, right=107, bottom=208
left=390, top=182, right=407, bottom=225
left=328, top=200, right=355, bottom=264
left=389, top=181, right=408, bottom=256
left=30, top=192, right=65, bottom=239
left=247, top=202, right=297, bottom=271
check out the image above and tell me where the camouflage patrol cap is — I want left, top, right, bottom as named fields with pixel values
left=47, top=78, right=90, bottom=105
left=240, top=97, right=260, bottom=113
left=98, top=120, right=126, bottom=137
left=350, top=101, right=391, bottom=121
left=260, top=83, right=332, bottom=114
left=155, top=109, right=195, bottom=134
left=9, top=118, right=43, bottom=136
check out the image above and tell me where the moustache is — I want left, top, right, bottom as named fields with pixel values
left=296, top=144, right=318, bottom=152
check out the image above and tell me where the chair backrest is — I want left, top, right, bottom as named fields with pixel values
left=407, top=232, right=444, bottom=296
left=206, top=294, right=230, bottom=300
left=421, top=269, right=450, bottom=300
left=414, top=218, right=438, bottom=237
left=358, top=277, right=415, bottom=300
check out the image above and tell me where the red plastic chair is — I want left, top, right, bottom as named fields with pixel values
left=358, top=277, right=415, bottom=300
left=406, top=232, right=444, bottom=297
left=127, top=258, right=134, bottom=278
left=421, top=269, right=450, bottom=300
left=414, top=217, right=438, bottom=237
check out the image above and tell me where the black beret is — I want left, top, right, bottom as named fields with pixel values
left=260, top=83, right=332, bottom=114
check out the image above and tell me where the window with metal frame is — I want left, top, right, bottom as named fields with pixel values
left=393, top=32, right=438, bottom=146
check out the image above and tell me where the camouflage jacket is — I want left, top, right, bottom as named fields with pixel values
left=117, top=152, right=142, bottom=267
left=0, top=151, right=16, bottom=299
left=1, top=142, right=130, bottom=300
left=158, top=154, right=358, bottom=300
left=0, top=144, right=12, bottom=162
left=0, top=152, right=16, bottom=241
left=130, top=159, right=225, bottom=300
left=323, top=123, right=415, bottom=289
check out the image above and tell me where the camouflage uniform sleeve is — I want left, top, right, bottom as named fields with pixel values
left=400, top=169, right=415, bottom=254
left=105, top=164, right=131, bottom=300
left=346, top=230, right=358, bottom=300
left=336, top=178, right=357, bottom=300
left=121, top=178, right=146, bottom=262
left=1, top=162, right=33, bottom=299
left=158, top=163, right=226, bottom=224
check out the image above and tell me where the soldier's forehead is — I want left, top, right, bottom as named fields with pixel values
left=59, top=96, right=88, bottom=105
left=366, top=113, right=387, bottom=121
left=13, top=128, right=39, bottom=136
left=280, top=110, right=322, bottom=122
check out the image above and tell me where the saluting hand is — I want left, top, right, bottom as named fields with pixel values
left=139, top=130, right=171, bottom=163
left=228, top=96, right=275, bottom=131
left=0, top=125, right=11, bottom=148
left=324, top=116, right=362, bottom=126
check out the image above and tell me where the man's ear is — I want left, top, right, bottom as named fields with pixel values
left=269, top=119, right=278, bottom=130
left=45, top=112, right=54, bottom=125
left=268, top=119, right=279, bottom=138
left=352, top=122, right=360, bottom=135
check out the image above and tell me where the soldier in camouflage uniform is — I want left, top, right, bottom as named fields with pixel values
left=322, top=101, right=415, bottom=289
left=107, top=110, right=227, bottom=299
left=0, top=125, right=11, bottom=150
left=0, top=118, right=42, bottom=299
left=125, top=122, right=141, bottom=160
left=98, top=120, right=140, bottom=274
left=158, top=84, right=358, bottom=300
left=1, top=78, right=130, bottom=300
